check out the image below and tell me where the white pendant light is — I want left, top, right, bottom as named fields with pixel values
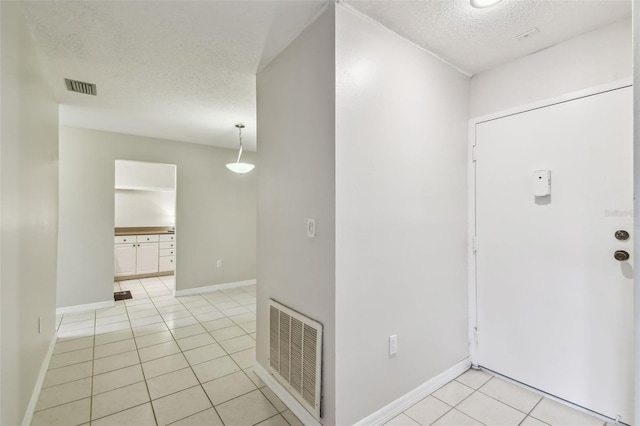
left=470, top=0, right=503, bottom=8
left=226, top=124, right=255, bottom=174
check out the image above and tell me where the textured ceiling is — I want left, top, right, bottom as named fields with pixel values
left=343, top=0, right=631, bottom=76
left=22, top=0, right=632, bottom=150
left=22, top=1, right=330, bottom=150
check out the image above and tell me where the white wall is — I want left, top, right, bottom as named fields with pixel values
left=115, top=160, right=176, bottom=191
left=1, top=2, right=59, bottom=424
left=115, top=160, right=176, bottom=228
left=58, top=126, right=256, bottom=308
left=335, top=7, right=470, bottom=425
left=256, top=6, right=336, bottom=425
left=114, top=190, right=176, bottom=227
left=470, top=18, right=632, bottom=118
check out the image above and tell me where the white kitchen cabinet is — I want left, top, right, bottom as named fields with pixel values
left=136, top=242, right=159, bottom=274
left=114, top=243, right=137, bottom=276
left=160, top=241, right=175, bottom=250
left=159, top=256, right=175, bottom=272
left=159, top=234, right=176, bottom=272
left=137, top=235, right=159, bottom=243
left=114, top=232, right=176, bottom=278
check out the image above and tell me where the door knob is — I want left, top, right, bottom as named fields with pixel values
left=615, top=230, right=630, bottom=241
left=614, top=250, right=630, bottom=261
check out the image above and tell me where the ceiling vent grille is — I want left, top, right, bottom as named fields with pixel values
left=64, top=78, right=97, bottom=96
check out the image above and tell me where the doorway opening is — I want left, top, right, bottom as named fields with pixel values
left=113, top=160, right=178, bottom=296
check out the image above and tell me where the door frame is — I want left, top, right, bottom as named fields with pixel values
left=466, top=78, right=634, bottom=414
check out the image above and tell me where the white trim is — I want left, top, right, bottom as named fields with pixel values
left=353, top=358, right=471, bottom=426
left=22, top=333, right=57, bottom=426
left=467, top=121, right=479, bottom=367
left=56, top=300, right=114, bottom=315
left=253, top=361, right=322, bottom=426
left=174, top=279, right=256, bottom=297
left=468, top=78, right=633, bottom=369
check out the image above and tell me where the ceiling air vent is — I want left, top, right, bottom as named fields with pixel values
left=64, top=78, right=97, bottom=96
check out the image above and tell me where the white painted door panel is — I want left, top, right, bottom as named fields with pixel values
left=114, top=244, right=136, bottom=276
left=476, top=87, right=633, bottom=422
left=136, top=243, right=159, bottom=274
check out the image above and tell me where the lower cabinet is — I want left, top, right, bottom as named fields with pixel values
left=159, top=256, right=175, bottom=272
left=136, top=243, right=159, bottom=274
left=114, top=243, right=137, bottom=276
left=114, top=233, right=176, bottom=278
left=159, top=236, right=176, bottom=272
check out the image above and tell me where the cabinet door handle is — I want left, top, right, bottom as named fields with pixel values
left=132, top=244, right=136, bottom=247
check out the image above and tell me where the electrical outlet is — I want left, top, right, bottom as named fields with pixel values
left=389, top=334, right=397, bottom=356
left=216, top=260, right=223, bottom=268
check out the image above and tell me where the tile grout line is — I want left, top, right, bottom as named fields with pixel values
left=149, top=284, right=268, bottom=426
left=99, top=278, right=161, bottom=426
left=145, top=282, right=228, bottom=425
left=163, top=288, right=247, bottom=425
left=427, top=393, right=485, bottom=426
left=127, top=279, right=161, bottom=426
left=522, top=398, right=550, bottom=426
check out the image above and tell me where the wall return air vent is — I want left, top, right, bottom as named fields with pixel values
left=64, top=78, right=97, bottom=96
left=269, top=299, right=323, bottom=420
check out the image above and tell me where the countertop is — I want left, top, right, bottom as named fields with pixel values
left=115, top=226, right=175, bottom=236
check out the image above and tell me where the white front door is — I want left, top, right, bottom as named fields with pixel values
left=475, top=86, right=633, bottom=422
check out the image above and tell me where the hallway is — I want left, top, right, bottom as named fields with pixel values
left=33, top=278, right=301, bottom=426
left=33, top=277, right=611, bottom=426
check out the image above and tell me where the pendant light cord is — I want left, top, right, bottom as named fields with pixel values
left=236, top=125, right=244, bottom=163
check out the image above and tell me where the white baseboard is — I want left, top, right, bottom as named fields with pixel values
left=174, top=279, right=256, bottom=297
left=253, top=362, right=321, bottom=426
left=56, top=300, right=115, bottom=315
left=22, top=333, right=57, bottom=426
left=354, top=357, right=472, bottom=426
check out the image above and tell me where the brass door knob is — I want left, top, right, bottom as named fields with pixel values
left=614, top=250, right=630, bottom=261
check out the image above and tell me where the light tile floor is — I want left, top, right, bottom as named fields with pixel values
left=384, top=369, right=611, bottom=426
left=33, top=277, right=302, bottom=426
left=34, top=277, right=612, bottom=426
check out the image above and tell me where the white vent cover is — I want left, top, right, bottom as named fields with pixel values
left=269, top=299, right=322, bottom=420
left=64, top=78, right=97, bottom=96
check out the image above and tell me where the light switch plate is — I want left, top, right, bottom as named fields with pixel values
left=307, top=219, right=316, bottom=238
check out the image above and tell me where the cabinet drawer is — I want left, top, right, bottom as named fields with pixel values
left=160, top=241, right=176, bottom=249
left=114, top=235, right=135, bottom=244
left=160, top=234, right=176, bottom=242
left=159, top=256, right=175, bottom=272
left=136, top=234, right=159, bottom=243
left=160, top=248, right=176, bottom=257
